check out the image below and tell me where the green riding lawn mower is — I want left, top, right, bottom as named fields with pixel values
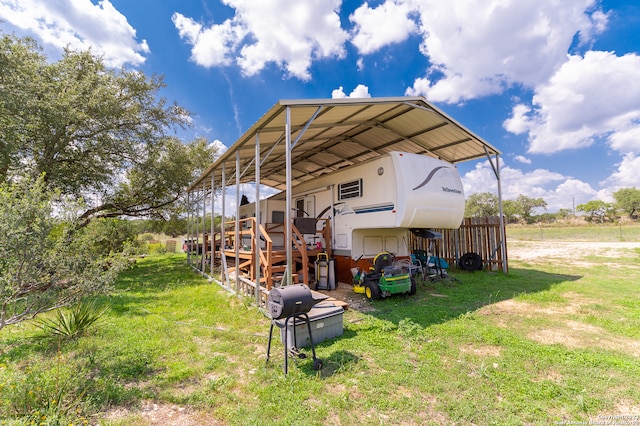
left=352, top=251, right=417, bottom=299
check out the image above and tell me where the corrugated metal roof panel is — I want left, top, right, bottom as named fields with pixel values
left=189, top=97, right=500, bottom=192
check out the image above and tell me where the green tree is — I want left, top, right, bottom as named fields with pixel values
left=82, top=218, right=141, bottom=255
left=465, top=192, right=499, bottom=217
left=613, top=187, right=640, bottom=219
left=0, top=35, right=44, bottom=179
left=577, top=200, right=613, bottom=223
left=514, top=194, right=547, bottom=224
left=0, top=177, right=128, bottom=330
left=77, top=136, right=215, bottom=226
left=501, top=199, right=520, bottom=224
left=1, top=33, right=216, bottom=226
left=162, top=214, right=188, bottom=237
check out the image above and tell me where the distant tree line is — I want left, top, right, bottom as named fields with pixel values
left=465, top=187, right=640, bottom=224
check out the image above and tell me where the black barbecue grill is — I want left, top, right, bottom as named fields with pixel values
left=266, top=284, right=323, bottom=374
left=267, top=283, right=316, bottom=319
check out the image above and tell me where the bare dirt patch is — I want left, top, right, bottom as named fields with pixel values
left=528, top=320, right=640, bottom=357
left=480, top=296, right=640, bottom=357
left=104, top=401, right=223, bottom=425
left=314, top=281, right=377, bottom=312
left=459, top=343, right=502, bottom=357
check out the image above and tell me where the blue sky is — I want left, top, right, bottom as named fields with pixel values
left=1, top=0, right=639, bottom=213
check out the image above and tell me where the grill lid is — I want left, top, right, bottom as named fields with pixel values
left=268, top=284, right=315, bottom=319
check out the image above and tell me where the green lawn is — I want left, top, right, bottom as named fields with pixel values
left=1, top=239, right=639, bottom=425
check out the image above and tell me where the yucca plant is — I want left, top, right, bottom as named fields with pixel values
left=35, top=299, right=109, bottom=339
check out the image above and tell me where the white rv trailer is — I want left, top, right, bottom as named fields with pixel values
left=240, top=151, right=464, bottom=262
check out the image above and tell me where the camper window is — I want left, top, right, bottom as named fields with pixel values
left=338, top=179, right=363, bottom=200
left=272, top=210, right=284, bottom=224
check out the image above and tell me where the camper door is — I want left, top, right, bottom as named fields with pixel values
left=295, top=196, right=315, bottom=218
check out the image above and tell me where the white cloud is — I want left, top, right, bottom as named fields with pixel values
left=331, top=84, right=371, bottom=99
left=503, top=104, right=533, bottom=135
left=210, top=140, right=228, bottom=158
left=332, top=87, right=348, bottom=99
left=504, top=51, right=640, bottom=154
left=461, top=160, right=599, bottom=212
left=600, top=153, right=640, bottom=189
left=0, top=0, right=148, bottom=67
left=463, top=160, right=564, bottom=200
left=462, top=157, right=640, bottom=212
left=173, top=0, right=348, bottom=81
left=513, top=155, right=531, bottom=165
left=172, top=13, right=240, bottom=67
left=349, top=0, right=417, bottom=55
left=405, top=0, right=607, bottom=103
left=609, top=125, right=640, bottom=153
left=549, top=178, right=598, bottom=212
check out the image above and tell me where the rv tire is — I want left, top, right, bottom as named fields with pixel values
left=459, top=252, right=482, bottom=271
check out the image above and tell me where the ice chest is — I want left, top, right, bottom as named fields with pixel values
left=276, top=301, right=344, bottom=349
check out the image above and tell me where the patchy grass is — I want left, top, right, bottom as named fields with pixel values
left=1, top=244, right=640, bottom=425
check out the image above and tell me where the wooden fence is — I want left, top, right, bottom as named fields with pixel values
left=410, top=216, right=508, bottom=273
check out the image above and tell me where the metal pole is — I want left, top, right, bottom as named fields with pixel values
left=186, top=191, right=190, bottom=266
left=255, top=133, right=262, bottom=305
left=221, top=164, right=227, bottom=288
left=194, top=189, right=199, bottom=270
left=495, top=154, right=508, bottom=274
left=211, top=172, right=215, bottom=277
left=329, top=184, right=335, bottom=250
left=235, top=150, right=241, bottom=292
left=484, top=146, right=508, bottom=274
left=285, top=106, right=293, bottom=286
left=202, top=181, right=207, bottom=274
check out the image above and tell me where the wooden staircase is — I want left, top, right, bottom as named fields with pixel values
left=214, top=217, right=332, bottom=294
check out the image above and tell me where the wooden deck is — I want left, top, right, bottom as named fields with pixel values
left=187, top=217, right=335, bottom=309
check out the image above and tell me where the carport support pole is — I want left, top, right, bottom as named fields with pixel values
left=496, top=154, right=507, bottom=274
left=285, top=106, right=293, bottom=286
left=235, top=150, right=241, bottom=292
left=221, top=164, right=227, bottom=288
left=211, top=173, right=215, bottom=275
left=484, top=147, right=508, bottom=274
left=186, top=191, right=191, bottom=266
left=194, top=190, right=199, bottom=269
left=255, top=133, right=262, bottom=305
left=202, top=180, right=207, bottom=274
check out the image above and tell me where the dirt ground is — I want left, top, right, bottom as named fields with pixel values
left=507, top=240, right=640, bottom=267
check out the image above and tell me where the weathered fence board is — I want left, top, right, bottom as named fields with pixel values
left=410, top=216, right=508, bottom=272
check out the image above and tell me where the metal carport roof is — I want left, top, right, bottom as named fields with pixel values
left=187, top=96, right=507, bottom=282
left=189, top=96, right=501, bottom=192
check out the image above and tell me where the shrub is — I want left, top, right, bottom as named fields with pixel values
left=0, top=176, right=128, bottom=330
left=138, top=232, right=156, bottom=242
left=82, top=217, right=141, bottom=255
left=35, top=299, right=109, bottom=339
left=148, top=242, right=167, bottom=255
